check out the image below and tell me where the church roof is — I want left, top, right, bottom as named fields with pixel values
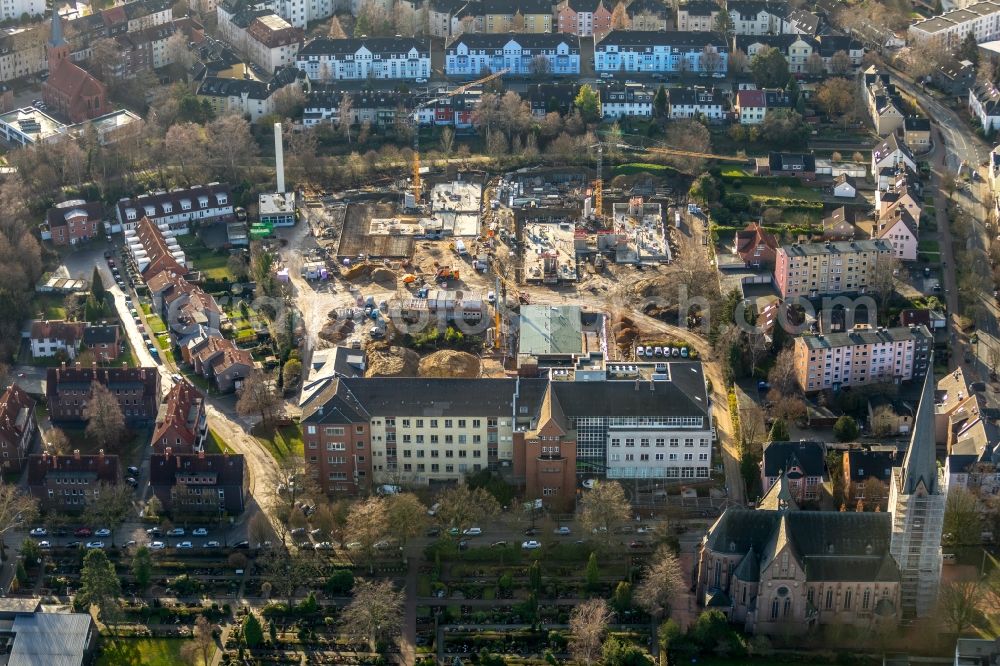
left=49, top=7, right=65, bottom=47
left=733, top=548, right=760, bottom=582
left=758, top=471, right=800, bottom=511
left=900, top=358, right=938, bottom=495
left=47, top=60, right=104, bottom=100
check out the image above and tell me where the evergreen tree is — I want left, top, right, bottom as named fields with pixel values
left=243, top=613, right=264, bottom=647
left=768, top=418, right=789, bottom=442
left=653, top=85, right=668, bottom=119
left=585, top=552, right=600, bottom=593
left=90, top=267, right=105, bottom=303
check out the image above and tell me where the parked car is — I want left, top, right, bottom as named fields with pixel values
left=290, top=527, right=306, bottom=537
left=314, top=542, right=334, bottom=550
left=149, top=541, right=166, bottom=550
left=167, top=527, right=184, bottom=536
left=204, top=541, right=221, bottom=548
left=126, top=477, right=138, bottom=488
left=192, top=528, right=208, bottom=536
left=521, top=540, right=542, bottom=549
left=38, top=540, right=51, bottom=549
left=94, top=528, right=111, bottom=537
left=553, top=526, right=571, bottom=535
left=29, top=528, right=46, bottom=537
left=233, top=540, right=250, bottom=549
left=127, top=466, right=139, bottom=475
left=146, top=527, right=161, bottom=536
left=425, top=527, right=441, bottom=537
left=74, top=528, right=92, bottom=537
left=85, top=541, right=105, bottom=549
left=463, top=527, right=482, bottom=536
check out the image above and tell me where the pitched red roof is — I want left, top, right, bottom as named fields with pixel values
left=0, top=384, right=34, bottom=448
left=737, top=89, right=766, bottom=108
left=47, top=59, right=104, bottom=102
left=30, top=320, right=85, bottom=343
left=152, top=380, right=205, bottom=451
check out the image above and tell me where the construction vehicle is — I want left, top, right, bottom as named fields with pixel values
left=436, top=267, right=460, bottom=282
left=410, top=68, right=509, bottom=205
left=402, top=274, right=417, bottom=285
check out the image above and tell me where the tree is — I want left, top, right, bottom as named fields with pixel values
left=767, top=418, right=789, bottom=442
left=340, top=579, right=404, bottom=651
left=870, top=254, right=901, bottom=320
left=664, top=119, right=712, bottom=173
left=688, top=172, right=719, bottom=204
left=758, top=109, right=809, bottom=148
left=602, top=636, right=653, bottom=666
left=236, top=371, right=281, bottom=427
left=610, top=1, right=628, bottom=29
left=830, top=50, right=852, bottom=75
left=959, top=31, right=980, bottom=65
left=339, top=92, right=354, bottom=141
left=46, top=427, right=70, bottom=454
left=207, top=114, right=257, bottom=184
left=944, top=487, right=981, bottom=545
left=272, top=85, right=306, bottom=118
left=385, top=493, right=427, bottom=546
left=574, top=85, right=601, bottom=123
left=248, top=511, right=271, bottom=547
left=181, top=615, right=217, bottom=666
left=569, top=598, right=612, bottom=665
left=529, top=54, right=551, bottom=78
left=816, top=77, right=857, bottom=125
left=652, top=85, right=668, bottom=119
left=83, top=483, right=134, bottom=545
left=713, top=9, right=732, bottom=33
left=585, top=552, right=600, bottom=593
left=78, top=549, right=121, bottom=624
left=805, top=52, right=825, bottom=76
left=634, top=545, right=685, bottom=620
left=243, top=613, right=263, bottom=648
left=91, top=267, right=106, bottom=304
left=833, top=415, right=859, bottom=442
left=88, top=38, right=122, bottom=82
left=440, top=126, right=455, bottom=155
left=611, top=580, right=632, bottom=613
left=436, top=485, right=500, bottom=535
left=579, top=480, right=630, bottom=542
left=939, top=580, right=981, bottom=634
left=131, top=546, right=152, bottom=591
left=163, top=122, right=209, bottom=185
left=701, top=46, right=723, bottom=74
left=282, top=358, right=302, bottom=390
left=164, top=31, right=195, bottom=74
left=729, top=48, right=748, bottom=73
left=83, top=382, right=125, bottom=454
left=750, top=46, right=790, bottom=88
left=345, top=497, right=389, bottom=564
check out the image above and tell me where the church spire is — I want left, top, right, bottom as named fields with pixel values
left=901, top=359, right=937, bottom=495
left=49, top=6, right=65, bottom=48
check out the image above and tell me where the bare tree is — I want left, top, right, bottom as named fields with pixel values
left=339, top=92, right=354, bottom=142
left=663, top=119, right=711, bottom=173
left=830, top=50, right=852, bottom=75
left=739, top=404, right=767, bottom=457
left=938, top=580, right=981, bottom=634
left=272, top=85, right=306, bottom=118
left=165, top=31, right=195, bottom=72
left=701, top=45, right=723, bottom=74
left=248, top=511, right=272, bottom=547
left=768, top=348, right=799, bottom=395
left=84, top=382, right=126, bottom=454
left=328, top=16, right=347, bottom=38
left=258, top=549, right=320, bottom=606
left=163, top=122, right=209, bottom=185
left=569, top=599, right=612, bottom=665
left=436, top=485, right=500, bottom=535
left=45, top=427, right=71, bottom=454
left=236, top=371, right=281, bottom=427
left=579, top=480, right=630, bottom=543
left=83, top=483, right=134, bottom=545
left=340, top=579, right=404, bottom=650
left=944, top=487, right=982, bottom=546
left=634, top=545, right=685, bottom=620
left=207, top=114, right=257, bottom=184
left=746, top=331, right=769, bottom=377
left=180, top=615, right=217, bottom=666
left=345, top=497, right=389, bottom=566
left=385, top=493, right=426, bottom=546
left=0, top=485, right=37, bottom=558
left=870, top=253, right=901, bottom=324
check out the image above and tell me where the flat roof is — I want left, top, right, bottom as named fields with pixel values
left=799, top=325, right=931, bottom=350
left=9, top=612, right=91, bottom=666
left=259, top=192, right=295, bottom=215
left=519, top=305, right=583, bottom=357
left=0, top=107, right=67, bottom=142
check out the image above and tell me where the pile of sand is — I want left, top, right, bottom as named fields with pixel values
left=365, top=344, right=420, bottom=377
left=418, top=350, right=481, bottom=378
left=371, top=268, right=397, bottom=285
left=630, top=276, right=671, bottom=300
left=319, top=318, right=354, bottom=343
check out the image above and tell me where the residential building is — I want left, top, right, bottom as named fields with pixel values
left=734, top=34, right=818, bottom=74
left=0, top=0, right=42, bottom=22
left=930, top=57, right=976, bottom=96
left=774, top=239, right=893, bottom=299
left=27, top=450, right=120, bottom=512
left=186, top=334, right=255, bottom=392
left=0, top=384, right=36, bottom=472
left=899, top=308, right=947, bottom=331
left=676, top=0, right=719, bottom=31
left=872, top=134, right=917, bottom=183
left=903, top=116, right=931, bottom=150
left=30, top=320, right=85, bottom=359
left=761, top=440, right=827, bottom=503
left=626, top=0, right=669, bottom=31
left=0, top=26, right=47, bottom=83
left=42, top=10, right=110, bottom=124
left=427, top=0, right=470, bottom=37
left=695, top=476, right=902, bottom=635
left=595, top=30, right=728, bottom=73
left=868, top=397, right=913, bottom=436
left=601, top=82, right=653, bottom=118
left=525, top=83, right=577, bottom=117
left=970, top=82, right=1000, bottom=132
left=727, top=0, right=791, bottom=35
left=668, top=85, right=726, bottom=120
left=888, top=367, right=945, bottom=618
left=45, top=363, right=161, bottom=423
left=295, top=37, right=430, bottom=80
left=864, top=67, right=905, bottom=136
left=834, top=174, right=857, bottom=198
left=149, top=450, right=248, bottom=515
left=445, top=33, right=581, bottom=75
left=127, top=216, right=186, bottom=280
left=43, top=200, right=104, bottom=246
left=816, top=34, right=864, bottom=72
left=300, top=362, right=712, bottom=502
left=466, top=0, right=553, bottom=33
left=755, top=152, right=816, bottom=179
left=792, top=324, right=932, bottom=392
left=246, top=13, right=303, bottom=73
left=301, top=87, right=422, bottom=127
left=152, top=380, right=207, bottom=454
left=554, top=0, right=612, bottom=37
left=146, top=270, right=223, bottom=344
left=116, top=185, right=234, bottom=233
left=196, top=67, right=303, bottom=122
left=784, top=8, right=820, bottom=35
left=734, top=89, right=766, bottom=124
left=82, top=324, right=120, bottom=361
left=732, top=221, right=778, bottom=267
left=956, top=639, right=1000, bottom=666
left=868, top=201, right=919, bottom=261
left=822, top=207, right=860, bottom=241
left=908, top=0, right=1000, bottom=48
left=3, top=606, right=96, bottom=666
left=841, top=448, right=899, bottom=508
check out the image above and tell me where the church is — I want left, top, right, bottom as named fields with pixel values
left=695, top=363, right=944, bottom=635
left=42, top=9, right=110, bottom=124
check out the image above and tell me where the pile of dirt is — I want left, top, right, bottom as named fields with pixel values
left=319, top=318, right=355, bottom=343
left=366, top=344, right=420, bottom=377
left=611, top=313, right=639, bottom=347
left=341, top=263, right=370, bottom=281
left=371, top=268, right=397, bottom=285
left=418, top=350, right=481, bottom=378
left=630, top=276, right=671, bottom=299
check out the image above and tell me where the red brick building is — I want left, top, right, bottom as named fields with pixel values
left=0, top=384, right=36, bottom=472
left=512, top=384, right=577, bottom=510
left=42, top=9, right=110, bottom=124
left=44, top=200, right=105, bottom=246
left=151, top=380, right=207, bottom=454
left=45, top=363, right=161, bottom=423
left=82, top=324, right=121, bottom=361
left=27, top=450, right=120, bottom=512
left=149, top=449, right=248, bottom=516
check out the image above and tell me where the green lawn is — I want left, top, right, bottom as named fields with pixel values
left=33, top=293, right=67, bottom=320
left=734, top=183, right=825, bottom=203
left=196, top=254, right=233, bottom=281
left=140, top=303, right=151, bottom=315
left=147, top=315, right=167, bottom=334
left=918, top=240, right=941, bottom=253
left=202, top=428, right=233, bottom=454
left=98, top=638, right=214, bottom=666
left=255, top=424, right=304, bottom=462
left=152, top=333, right=175, bottom=365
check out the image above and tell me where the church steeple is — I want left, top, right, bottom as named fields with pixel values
left=46, top=6, right=69, bottom=74
left=48, top=6, right=65, bottom=48
left=900, top=361, right=938, bottom=495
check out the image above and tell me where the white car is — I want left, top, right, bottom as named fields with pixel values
left=463, top=527, right=482, bottom=536
left=192, top=528, right=208, bottom=536
left=167, top=528, right=185, bottom=536
left=486, top=290, right=496, bottom=304
left=85, top=541, right=105, bottom=549
left=38, top=540, right=51, bottom=549
left=600, top=72, right=613, bottom=78
left=554, top=526, right=571, bottom=535
left=176, top=541, right=193, bottom=549
left=204, top=541, right=221, bottom=548
left=521, top=540, right=542, bottom=549
left=314, top=542, right=334, bottom=550
left=124, top=540, right=137, bottom=547
left=94, top=528, right=111, bottom=537
left=345, top=541, right=362, bottom=550
left=636, top=347, right=645, bottom=357
left=29, top=528, right=46, bottom=537
left=414, top=77, right=428, bottom=83
left=149, top=541, right=166, bottom=550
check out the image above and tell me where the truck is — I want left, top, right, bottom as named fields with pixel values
left=454, top=239, right=469, bottom=256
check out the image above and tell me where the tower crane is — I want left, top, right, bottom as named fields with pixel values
left=410, top=68, right=510, bottom=204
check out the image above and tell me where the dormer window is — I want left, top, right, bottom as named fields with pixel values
left=144, top=206, right=155, bottom=216
left=162, top=203, right=173, bottom=214
left=198, top=196, right=209, bottom=208
left=181, top=199, right=191, bottom=210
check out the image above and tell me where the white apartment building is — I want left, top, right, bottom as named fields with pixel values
left=727, top=0, right=789, bottom=35
left=246, top=14, right=302, bottom=72
left=970, top=82, right=1000, bottom=133
left=668, top=85, right=727, bottom=120
left=601, top=83, right=654, bottom=118
left=0, top=0, right=43, bottom=22
left=793, top=325, right=932, bottom=393
left=908, top=0, right=1000, bottom=47
left=115, top=184, right=234, bottom=233
left=595, top=30, right=728, bottom=74
left=296, top=37, right=430, bottom=81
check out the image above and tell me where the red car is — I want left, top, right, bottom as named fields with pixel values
left=74, top=527, right=92, bottom=537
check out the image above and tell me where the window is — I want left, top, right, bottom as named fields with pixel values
left=825, top=589, right=833, bottom=610
left=844, top=590, right=852, bottom=610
